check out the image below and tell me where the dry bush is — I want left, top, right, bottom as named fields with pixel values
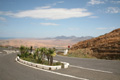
left=92, top=53, right=120, bottom=60
left=67, top=49, right=95, bottom=58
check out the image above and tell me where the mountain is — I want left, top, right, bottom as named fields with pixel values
left=54, top=36, right=76, bottom=39
left=0, top=36, right=92, bottom=48
left=71, top=36, right=93, bottom=42
left=54, top=36, right=93, bottom=40
left=71, top=28, right=120, bottom=53
left=0, top=37, right=16, bottom=40
left=43, top=36, right=93, bottom=40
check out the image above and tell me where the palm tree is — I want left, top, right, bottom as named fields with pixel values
left=19, top=46, right=29, bottom=58
left=30, top=46, right=33, bottom=53
left=19, top=45, right=25, bottom=54
left=25, top=47, right=29, bottom=53
left=39, top=47, right=47, bottom=63
left=48, top=48, right=56, bottom=65
left=34, top=48, right=39, bottom=59
left=45, top=48, right=50, bottom=65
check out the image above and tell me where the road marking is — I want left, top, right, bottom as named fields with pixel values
left=16, top=58, right=89, bottom=80
left=57, top=55, right=113, bottom=74
left=70, top=65, right=113, bottom=74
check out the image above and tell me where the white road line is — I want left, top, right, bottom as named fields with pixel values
left=70, top=65, right=113, bottom=74
left=57, top=55, right=113, bottom=74
left=16, top=59, right=89, bottom=80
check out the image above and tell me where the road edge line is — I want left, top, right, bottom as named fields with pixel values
left=70, top=65, right=113, bottom=74
left=15, top=58, right=89, bottom=80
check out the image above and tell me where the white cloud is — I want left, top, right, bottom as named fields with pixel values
left=35, top=6, right=51, bottom=9
left=49, top=1, right=64, bottom=7
left=111, top=1, right=120, bottom=4
left=53, top=1, right=64, bottom=5
left=106, top=7, right=120, bottom=13
left=0, top=17, right=6, bottom=21
left=89, top=16, right=98, bottom=18
left=40, top=23, right=59, bottom=26
left=58, top=1, right=64, bottom=3
left=96, top=27, right=116, bottom=30
left=88, top=0, right=105, bottom=5
left=0, top=8, right=92, bottom=20
left=0, top=11, right=13, bottom=16
left=35, top=1, right=64, bottom=9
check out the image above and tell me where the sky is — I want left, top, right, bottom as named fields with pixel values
left=0, top=0, right=120, bottom=38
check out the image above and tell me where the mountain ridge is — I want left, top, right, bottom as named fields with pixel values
left=0, top=36, right=93, bottom=48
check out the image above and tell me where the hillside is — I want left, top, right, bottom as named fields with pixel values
left=71, top=28, right=120, bottom=53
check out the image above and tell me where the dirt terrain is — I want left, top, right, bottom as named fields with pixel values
left=71, top=28, right=120, bottom=53
left=0, top=36, right=92, bottom=48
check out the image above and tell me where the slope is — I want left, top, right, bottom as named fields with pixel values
left=71, top=28, right=120, bottom=53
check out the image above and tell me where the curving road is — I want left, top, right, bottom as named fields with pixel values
left=0, top=48, right=120, bottom=80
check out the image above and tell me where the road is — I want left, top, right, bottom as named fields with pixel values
left=0, top=48, right=120, bottom=80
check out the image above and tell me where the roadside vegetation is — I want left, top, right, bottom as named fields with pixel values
left=67, top=49, right=95, bottom=58
left=61, top=49, right=120, bottom=60
left=61, top=49, right=95, bottom=58
left=18, top=45, right=61, bottom=66
left=92, top=52, right=120, bottom=60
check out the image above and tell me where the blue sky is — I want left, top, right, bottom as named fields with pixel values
left=0, top=0, right=120, bottom=38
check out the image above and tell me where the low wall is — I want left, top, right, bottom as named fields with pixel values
left=16, top=56, right=69, bottom=70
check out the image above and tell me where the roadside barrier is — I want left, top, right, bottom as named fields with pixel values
left=16, top=56, right=69, bottom=70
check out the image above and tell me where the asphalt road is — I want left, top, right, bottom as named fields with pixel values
left=0, top=48, right=120, bottom=80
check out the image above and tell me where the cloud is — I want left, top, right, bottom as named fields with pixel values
left=0, top=17, right=6, bottom=21
left=88, top=0, right=105, bottom=5
left=0, top=11, right=13, bottom=16
left=89, top=16, right=98, bottom=18
left=35, top=6, right=51, bottom=9
left=40, top=23, right=59, bottom=26
left=35, top=1, right=64, bottom=9
left=111, top=1, right=120, bottom=4
left=53, top=1, right=64, bottom=5
left=106, top=7, right=120, bottom=13
left=0, top=8, right=92, bottom=20
left=48, top=1, right=64, bottom=7
left=58, top=1, right=64, bottom=3
left=96, top=27, right=116, bottom=30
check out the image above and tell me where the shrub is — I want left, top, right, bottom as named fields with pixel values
left=54, top=62, right=61, bottom=65
left=92, top=53, right=120, bottom=60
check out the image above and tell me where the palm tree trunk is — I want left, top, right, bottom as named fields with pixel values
left=50, top=56, right=53, bottom=65
left=47, top=55, right=49, bottom=65
left=47, top=56, right=50, bottom=65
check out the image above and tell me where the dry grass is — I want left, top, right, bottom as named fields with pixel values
left=65, top=49, right=95, bottom=58
left=92, top=52, right=120, bottom=60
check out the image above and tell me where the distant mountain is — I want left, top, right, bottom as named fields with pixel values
left=0, top=36, right=93, bottom=48
left=0, top=37, right=16, bottom=40
left=54, top=36, right=76, bottom=39
left=71, top=36, right=93, bottom=42
left=71, top=28, right=120, bottom=53
left=53, top=36, right=93, bottom=41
